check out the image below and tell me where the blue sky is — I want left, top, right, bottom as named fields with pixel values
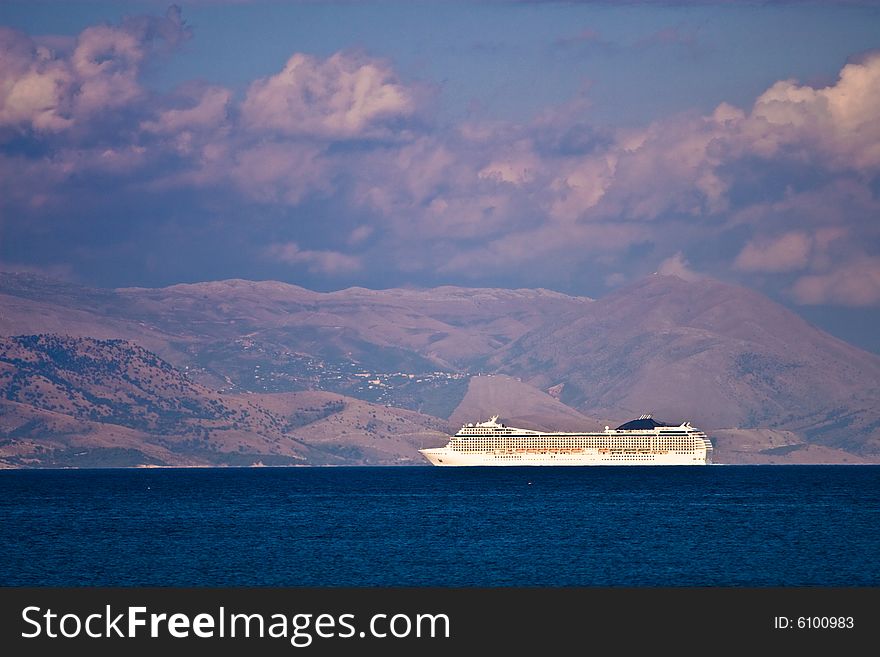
left=1, top=1, right=880, bottom=352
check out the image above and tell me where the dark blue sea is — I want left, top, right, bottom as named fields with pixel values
left=1, top=466, right=878, bottom=587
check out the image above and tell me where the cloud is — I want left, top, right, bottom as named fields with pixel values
left=0, top=7, right=190, bottom=134
left=734, top=232, right=813, bottom=273
left=242, top=52, right=416, bottom=140
left=656, top=252, right=701, bottom=281
left=478, top=146, right=541, bottom=186
left=563, top=52, right=880, bottom=230
left=547, top=153, right=616, bottom=221
left=0, top=27, right=75, bottom=132
left=138, top=84, right=232, bottom=160
left=792, top=258, right=880, bottom=307
left=229, top=142, right=330, bottom=205
left=289, top=49, right=880, bottom=291
left=347, top=225, right=374, bottom=245
left=743, top=51, right=880, bottom=171
left=141, top=85, right=231, bottom=136
left=3, top=8, right=880, bottom=310
left=70, top=25, right=146, bottom=116
left=265, top=242, right=362, bottom=274
left=573, top=117, right=728, bottom=222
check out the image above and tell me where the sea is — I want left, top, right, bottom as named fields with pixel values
left=1, top=465, right=878, bottom=587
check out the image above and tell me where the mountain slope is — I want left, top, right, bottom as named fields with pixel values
left=0, top=334, right=454, bottom=467
left=0, top=273, right=590, bottom=395
left=448, top=374, right=612, bottom=433
left=490, top=274, right=880, bottom=456
left=0, top=334, right=319, bottom=466
left=242, top=391, right=449, bottom=464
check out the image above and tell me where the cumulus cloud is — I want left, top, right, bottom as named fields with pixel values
left=70, top=25, right=146, bottom=116
left=0, top=27, right=74, bottom=132
left=242, top=52, right=416, bottom=140
left=656, top=252, right=702, bottom=281
left=4, top=8, right=880, bottom=310
left=335, top=50, right=880, bottom=293
left=265, top=242, right=362, bottom=274
left=743, top=52, right=880, bottom=171
left=548, top=153, right=616, bottom=221
left=139, top=84, right=232, bottom=159
left=539, top=53, right=880, bottom=232
left=0, top=7, right=189, bottom=134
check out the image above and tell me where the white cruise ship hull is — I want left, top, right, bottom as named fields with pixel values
left=420, top=447, right=709, bottom=466
left=420, top=415, right=713, bottom=466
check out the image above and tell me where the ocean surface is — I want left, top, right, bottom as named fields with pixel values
left=1, top=465, right=878, bottom=587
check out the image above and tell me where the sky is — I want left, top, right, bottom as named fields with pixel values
left=1, top=1, right=880, bottom=352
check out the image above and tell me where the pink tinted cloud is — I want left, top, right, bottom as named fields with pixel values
left=734, top=232, right=813, bottom=273
left=585, top=53, right=880, bottom=230
left=0, top=27, right=74, bottom=132
left=582, top=118, right=729, bottom=222
left=5, top=9, right=880, bottom=308
left=70, top=25, right=145, bottom=115
left=743, top=51, right=880, bottom=171
left=141, top=86, right=231, bottom=136
left=792, top=258, right=880, bottom=307
left=265, top=242, right=362, bottom=275
left=656, top=252, right=702, bottom=281
left=0, top=8, right=189, bottom=134
left=229, top=142, right=330, bottom=205
left=242, top=52, right=416, bottom=140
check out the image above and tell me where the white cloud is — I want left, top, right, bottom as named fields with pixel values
left=242, top=52, right=416, bottom=140
left=70, top=25, right=145, bottom=115
left=0, top=28, right=74, bottom=132
left=0, top=8, right=189, bottom=133
left=743, top=52, right=880, bottom=171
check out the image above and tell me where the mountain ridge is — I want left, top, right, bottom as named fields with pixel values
left=1, top=271, right=877, bottom=465
left=490, top=274, right=880, bottom=456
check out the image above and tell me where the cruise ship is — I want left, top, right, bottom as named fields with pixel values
left=419, top=414, right=713, bottom=466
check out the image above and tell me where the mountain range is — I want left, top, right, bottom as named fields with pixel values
left=1, top=271, right=878, bottom=466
